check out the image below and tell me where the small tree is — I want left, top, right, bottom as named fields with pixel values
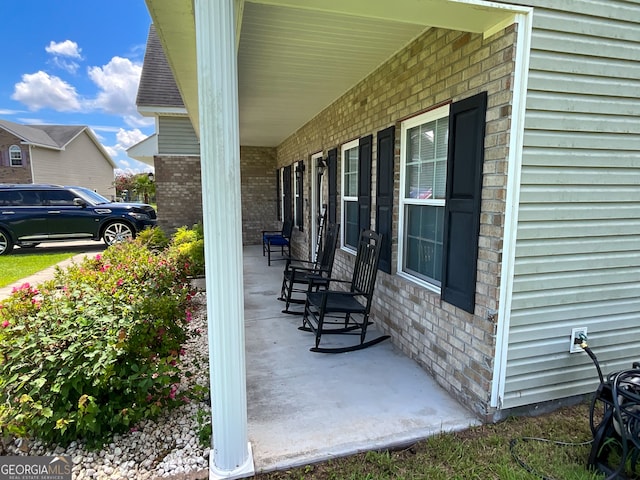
left=133, top=174, right=156, bottom=204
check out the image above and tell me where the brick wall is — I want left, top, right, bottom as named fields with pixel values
left=240, top=146, right=279, bottom=245
left=0, top=131, right=32, bottom=184
left=276, top=26, right=517, bottom=418
left=156, top=147, right=277, bottom=245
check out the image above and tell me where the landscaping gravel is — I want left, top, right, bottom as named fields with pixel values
left=5, top=293, right=211, bottom=480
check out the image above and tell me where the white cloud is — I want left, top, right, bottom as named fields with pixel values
left=11, top=71, right=81, bottom=112
left=50, top=57, right=80, bottom=74
left=88, top=57, right=142, bottom=119
left=46, top=40, right=82, bottom=59
left=116, top=128, right=147, bottom=149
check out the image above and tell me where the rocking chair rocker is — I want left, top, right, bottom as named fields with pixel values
left=299, top=229, right=389, bottom=353
left=278, top=222, right=340, bottom=314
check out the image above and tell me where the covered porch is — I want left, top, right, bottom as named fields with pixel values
left=242, top=245, right=480, bottom=472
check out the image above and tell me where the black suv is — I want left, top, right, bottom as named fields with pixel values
left=0, top=184, right=157, bottom=255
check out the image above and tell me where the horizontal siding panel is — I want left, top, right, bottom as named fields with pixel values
left=522, top=148, right=640, bottom=168
left=510, top=283, right=638, bottom=310
left=529, top=52, right=640, bottom=81
left=523, top=130, right=640, bottom=150
left=525, top=111, right=640, bottom=134
left=514, top=236, right=640, bottom=256
left=520, top=167, right=639, bottom=185
left=527, top=71, right=640, bottom=97
left=531, top=8, right=640, bottom=41
left=531, top=30, right=640, bottom=61
left=526, top=91, right=640, bottom=117
left=518, top=204, right=640, bottom=221
left=508, top=317, right=640, bottom=351
left=158, top=117, right=200, bottom=155
left=519, top=186, right=638, bottom=203
left=513, top=252, right=640, bottom=275
left=512, top=268, right=640, bottom=292
left=506, top=344, right=639, bottom=379
left=512, top=0, right=640, bottom=23
left=517, top=219, right=640, bottom=240
left=509, top=298, right=640, bottom=327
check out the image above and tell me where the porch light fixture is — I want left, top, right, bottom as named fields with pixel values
left=295, top=162, right=305, bottom=180
left=316, top=158, right=327, bottom=177
left=147, top=172, right=155, bottom=182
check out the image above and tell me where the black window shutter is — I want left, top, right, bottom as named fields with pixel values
left=296, top=161, right=304, bottom=231
left=327, top=148, right=338, bottom=224
left=441, top=91, right=487, bottom=314
left=376, top=126, right=395, bottom=274
left=276, top=169, right=282, bottom=220
left=358, top=134, right=372, bottom=233
left=283, top=165, right=293, bottom=222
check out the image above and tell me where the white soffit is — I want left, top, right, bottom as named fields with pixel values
left=147, top=0, right=518, bottom=147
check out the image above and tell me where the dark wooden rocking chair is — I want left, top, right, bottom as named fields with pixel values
left=262, top=217, right=293, bottom=266
left=278, top=222, right=340, bottom=314
left=299, top=229, right=389, bottom=353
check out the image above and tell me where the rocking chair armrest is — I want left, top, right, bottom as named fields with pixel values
left=307, top=276, right=350, bottom=288
left=285, top=258, right=315, bottom=267
left=289, top=264, right=320, bottom=274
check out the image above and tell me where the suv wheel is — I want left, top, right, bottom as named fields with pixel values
left=103, top=221, right=134, bottom=246
left=0, top=230, right=13, bottom=255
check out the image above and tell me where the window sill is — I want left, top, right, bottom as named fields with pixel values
left=396, top=271, right=441, bottom=295
left=340, top=246, right=357, bottom=255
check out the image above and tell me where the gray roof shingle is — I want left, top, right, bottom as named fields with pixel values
left=136, top=24, right=185, bottom=108
left=0, top=120, right=85, bottom=149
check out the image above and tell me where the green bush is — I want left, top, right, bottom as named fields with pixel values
left=168, top=223, right=205, bottom=277
left=0, top=238, right=195, bottom=447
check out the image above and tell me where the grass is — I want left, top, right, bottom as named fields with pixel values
left=0, top=251, right=76, bottom=288
left=254, top=401, right=626, bottom=480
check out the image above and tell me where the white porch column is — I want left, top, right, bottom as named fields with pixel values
left=193, top=0, right=254, bottom=478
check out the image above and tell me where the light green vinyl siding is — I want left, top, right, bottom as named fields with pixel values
left=499, top=0, right=640, bottom=408
left=158, top=116, right=200, bottom=156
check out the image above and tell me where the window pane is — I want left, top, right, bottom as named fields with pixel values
left=404, top=117, right=448, bottom=200
left=345, top=200, right=359, bottom=249
left=404, top=204, right=444, bottom=283
left=344, top=147, right=358, bottom=196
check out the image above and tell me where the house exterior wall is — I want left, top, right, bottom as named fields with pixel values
left=240, top=146, right=278, bottom=245
left=0, top=131, right=32, bottom=183
left=492, top=0, right=640, bottom=409
left=155, top=147, right=276, bottom=245
left=30, top=131, right=114, bottom=198
left=154, top=155, right=203, bottom=234
left=276, top=25, right=517, bottom=418
left=158, top=116, right=200, bottom=156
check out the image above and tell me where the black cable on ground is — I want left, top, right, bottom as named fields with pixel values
left=509, top=436, right=593, bottom=480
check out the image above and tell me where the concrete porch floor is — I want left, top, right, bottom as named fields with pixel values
left=242, top=245, right=481, bottom=474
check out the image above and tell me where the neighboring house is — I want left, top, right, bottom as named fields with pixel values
left=145, top=0, right=639, bottom=476
left=0, top=120, right=116, bottom=198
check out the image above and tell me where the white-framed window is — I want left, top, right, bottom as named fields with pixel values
left=398, top=104, right=450, bottom=289
left=341, top=139, right=359, bottom=251
left=279, top=168, right=285, bottom=221
left=9, top=145, right=22, bottom=166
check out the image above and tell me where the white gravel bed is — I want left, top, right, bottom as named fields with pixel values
left=5, top=293, right=211, bottom=480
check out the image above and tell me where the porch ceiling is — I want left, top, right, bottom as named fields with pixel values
left=145, top=0, right=518, bottom=147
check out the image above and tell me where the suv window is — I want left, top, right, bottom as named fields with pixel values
left=0, top=190, right=42, bottom=206
left=41, top=189, right=77, bottom=206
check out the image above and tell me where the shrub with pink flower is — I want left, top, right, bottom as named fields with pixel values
left=0, top=230, right=199, bottom=447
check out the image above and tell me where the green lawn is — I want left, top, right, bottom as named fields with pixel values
left=0, top=252, right=76, bottom=288
left=255, top=401, right=615, bottom=480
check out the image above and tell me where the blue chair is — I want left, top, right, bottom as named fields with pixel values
left=262, top=218, right=293, bottom=266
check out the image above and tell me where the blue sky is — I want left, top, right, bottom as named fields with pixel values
left=0, top=1, right=155, bottom=174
